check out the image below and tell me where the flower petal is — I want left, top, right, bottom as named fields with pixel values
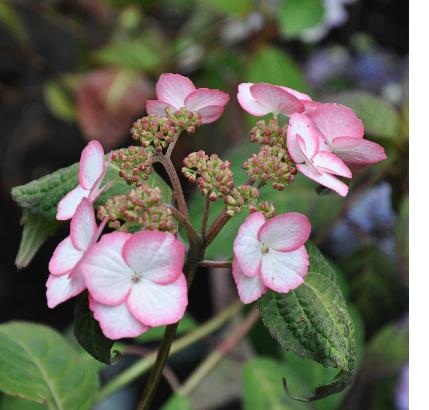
left=79, top=140, right=105, bottom=190
left=258, top=212, right=311, bottom=252
left=46, top=272, right=85, bottom=308
left=260, top=246, right=309, bottom=293
left=49, top=236, right=83, bottom=276
left=309, top=103, right=364, bottom=144
left=185, top=88, right=230, bottom=111
left=250, top=83, right=304, bottom=116
left=56, top=185, right=90, bottom=221
left=232, top=258, right=267, bottom=304
left=81, top=232, right=133, bottom=305
left=312, top=151, right=352, bottom=178
left=123, top=230, right=185, bottom=284
left=297, top=163, right=349, bottom=197
left=127, top=275, right=188, bottom=327
left=233, top=212, right=266, bottom=277
left=237, top=83, right=269, bottom=116
left=195, top=105, right=226, bottom=124
left=89, top=297, right=149, bottom=340
left=279, top=86, right=312, bottom=102
left=331, top=137, right=387, bottom=165
left=156, top=73, right=196, bottom=109
left=287, top=113, right=320, bottom=163
left=146, top=100, right=175, bottom=117
left=70, top=198, right=97, bottom=251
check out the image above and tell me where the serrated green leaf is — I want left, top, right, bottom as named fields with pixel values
left=243, top=358, right=308, bottom=410
left=161, top=394, right=191, bottom=410
left=0, top=322, right=99, bottom=410
left=247, top=46, right=310, bottom=93
left=328, top=91, right=401, bottom=139
left=15, top=211, right=60, bottom=269
left=73, top=292, right=118, bottom=365
left=279, top=0, right=324, bottom=37
left=257, top=243, right=356, bottom=401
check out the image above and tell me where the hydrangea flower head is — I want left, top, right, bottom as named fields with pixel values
left=237, top=82, right=317, bottom=117
left=232, top=211, right=311, bottom=303
left=287, top=113, right=352, bottom=197
left=47, top=198, right=103, bottom=308
left=57, top=140, right=109, bottom=220
left=81, top=230, right=187, bottom=339
left=146, top=73, right=230, bottom=124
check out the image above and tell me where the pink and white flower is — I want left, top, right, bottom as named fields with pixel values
left=146, top=73, right=230, bottom=124
left=232, top=212, right=311, bottom=304
left=56, top=140, right=109, bottom=220
left=237, top=82, right=317, bottom=117
left=287, top=113, right=352, bottom=197
left=81, top=230, right=187, bottom=339
left=47, top=198, right=104, bottom=308
left=308, top=103, right=387, bottom=165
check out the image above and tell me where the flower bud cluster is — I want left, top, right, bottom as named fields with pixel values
left=252, top=201, right=276, bottom=218
left=249, top=119, right=287, bottom=146
left=225, top=185, right=259, bottom=216
left=166, top=107, right=202, bottom=134
left=111, top=146, right=154, bottom=186
left=243, top=144, right=297, bottom=190
left=182, top=151, right=234, bottom=201
left=97, top=183, right=176, bottom=233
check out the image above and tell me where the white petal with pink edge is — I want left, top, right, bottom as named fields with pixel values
left=237, top=83, right=269, bottom=116
left=146, top=100, right=174, bottom=117
left=260, top=246, right=309, bottom=293
left=232, top=258, right=267, bottom=304
left=279, top=86, right=312, bottom=102
left=81, top=232, right=133, bottom=305
left=56, top=185, right=90, bottom=221
left=195, top=105, right=226, bottom=124
left=297, top=163, right=349, bottom=197
left=185, top=88, right=230, bottom=111
left=309, top=103, right=364, bottom=144
left=89, top=297, right=149, bottom=340
left=312, top=151, right=352, bottom=178
left=156, top=73, right=196, bottom=109
left=127, top=275, right=188, bottom=327
left=258, top=212, right=311, bottom=252
left=233, top=212, right=266, bottom=277
left=250, top=83, right=304, bottom=116
left=49, top=236, right=83, bottom=276
left=46, top=272, right=85, bottom=308
left=70, top=198, right=97, bottom=251
left=287, top=113, right=320, bottom=163
left=122, top=230, right=185, bottom=285
left=331, top=137, right=387, bottom=165
left=79, top=140, right=105, bottom=190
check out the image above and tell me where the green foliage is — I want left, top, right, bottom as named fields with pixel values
left=247, top=46, right=310, bottom=93
left=329, top=91, right=401, bottom=140
left=73, top=293, right=117, bottom=365
left=15, top=211, right=60, bottom=269
left=0, top=395, right=46, bottom=410
left=279, top=0, right=324, bottom=37
left=199, top=0, right=252, bottom=15
left=161, top=394, right=191, bottom=410
left=44, top=81, right=76, bottom=122
left=257, top=243, right=356, bottom=400
left=0, top=322, right=99, bottom=410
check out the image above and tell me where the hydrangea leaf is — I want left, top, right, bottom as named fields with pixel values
left=161, top=394, right=191, bottom=410
left=0, top=322, right=99, bottom=410
left=257, top=242, right=356, bottom=401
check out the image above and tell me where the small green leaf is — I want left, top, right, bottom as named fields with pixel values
left=247, top=46, right=310, bottom=93
left=44, top=81, right=76, bottom=122
left=0, top=322, right=99, bottom=410
left=258, top=243, right=356, bottom=401
left=15, top=211, right=60, bottom=269
left=279, top=0, right=324, bottom=37
left=74, top=292, right=118, bottom=365
left=328, top=91, right=401, bottom=139
left=161, top=394, right=191, bottom=410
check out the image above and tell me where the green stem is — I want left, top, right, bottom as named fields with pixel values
left=96, top=300, right=242, bottom=403
left=201, top=197, right=211, bottom=238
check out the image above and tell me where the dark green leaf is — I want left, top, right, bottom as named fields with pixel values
left=15, top=211, right=60, bottom=269
left=279, top=0, right=324, bottom=37
left=0, top=395, right=46, bottom=410
left=258, top=243, right=356, bottom=401
left=161, top=394, right=191, bottom=410
left=73, top=292, right=118, bottom=365
left=0, top=322, right=99, bottom=410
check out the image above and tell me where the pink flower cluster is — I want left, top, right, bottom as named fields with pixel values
left=238, top=82, right=387, bottom=196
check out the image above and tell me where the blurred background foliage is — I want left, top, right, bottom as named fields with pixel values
left=0, top=0, right=408, bottom=409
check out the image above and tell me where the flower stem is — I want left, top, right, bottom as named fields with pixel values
left=166, top=132, right=180, bottom=158
left=97, top=300, right=242, bottom=403
left=198, top=260, right=232, bottom=269
left=178, top=307, right=259, bottom=397
left=205, top=211, right=231, bottom=246
left=201, top=197, right=211, bottom=237
left=165, top=204, right=200, bottom=245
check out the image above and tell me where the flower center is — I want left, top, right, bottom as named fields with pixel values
left=261, top=243, right=269, bottom=254
left=132, top=272, right=142, bottom=283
